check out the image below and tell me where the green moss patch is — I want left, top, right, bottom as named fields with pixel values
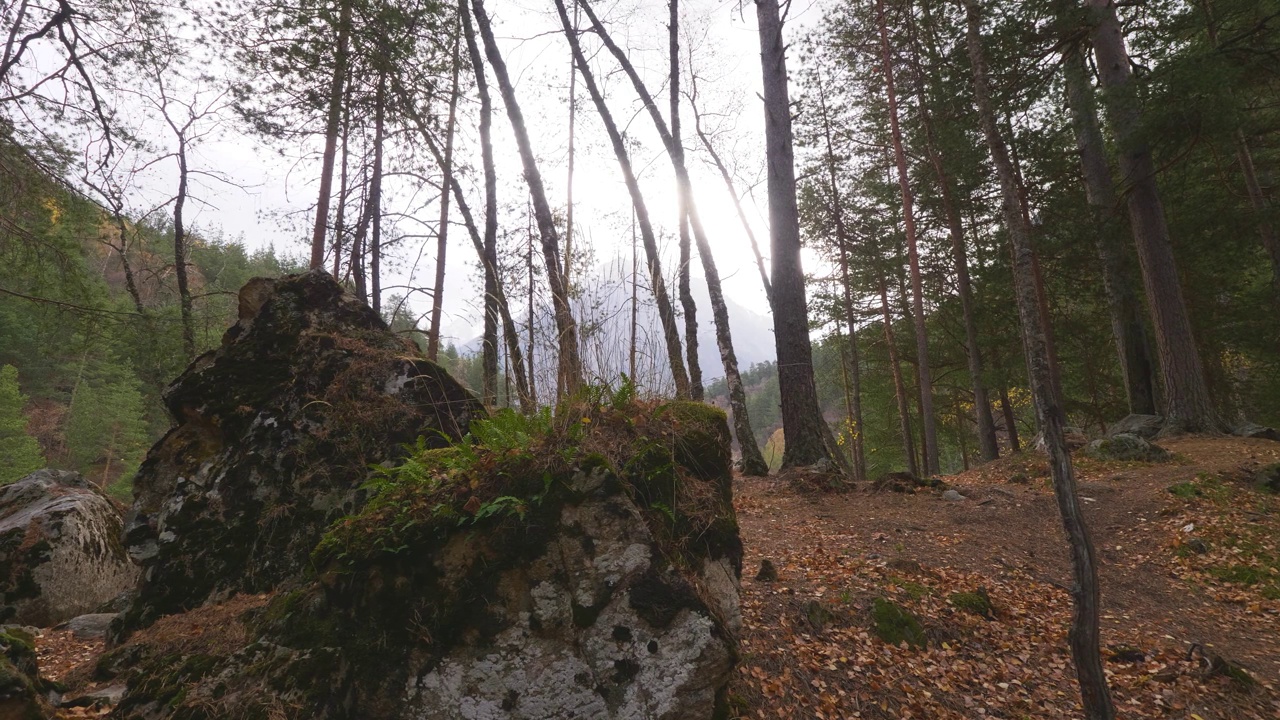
left=947, top=590, right=994, bottom=618
left=870, top=597, right=925, bottom=648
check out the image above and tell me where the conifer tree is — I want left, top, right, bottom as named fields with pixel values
left=0, top=365, right=44, bottom=484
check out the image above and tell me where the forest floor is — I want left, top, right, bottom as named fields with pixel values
left=35, top=437, right=1280, bottom=719
left=730, top=436, right=1280, bottom=719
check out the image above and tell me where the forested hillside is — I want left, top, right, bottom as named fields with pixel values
left=0, top=132, right=302, bottom=494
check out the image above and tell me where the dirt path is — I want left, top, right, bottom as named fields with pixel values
left=732, top=436, right=1280, bottom=719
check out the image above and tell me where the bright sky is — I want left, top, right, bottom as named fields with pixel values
left=49, top=0, right=829, bottom=349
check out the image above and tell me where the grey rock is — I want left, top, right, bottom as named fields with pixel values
left=61, top=684, right=127, bottom=708
left=0, top=470, right=138, bottom=627
left=1108, top=414, right=1164, bottom=440
left=942, top=489, right=967, bottom=501
left=117, top=271, right=485, bottom=638
left=56, top=612, right=118, bottom=639
left=1085, top=433, right=1170, bottom=462
left=1185, top=538, right=1210, bottom=554
left=1233, top=422, right=1280, bottom=442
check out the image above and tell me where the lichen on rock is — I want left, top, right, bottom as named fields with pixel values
left=0, top=469, right=137, bottom=627
left=105, top=272, right=742, bottom=720
left=117, top=270, right=485, bottom=637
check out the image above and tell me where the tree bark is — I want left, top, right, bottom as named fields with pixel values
left=755, top=0, right=831, bottom=468
left=309, top=0, right=351, bottom=270
left=578, top=0, right=768, bottom=474
left=462, top=1, right=500, bottom=407
left=1062, top=40, right=1158, bottom=416
left=554, top=0, right=689, bottom=397
left=173, top=130, right=195, bottom=359
left=1000, top=385, right=1021, bottom=452
left=877, top=0, right=938, bottom=474
left=563, top=0, right=578, bottom=285
left=428, top=28, right=462, bottom=359
left=369, top=73, right=385, bottom=317
left=880, top=275, right=918, bottom=477
left=966, top=4, right=1114, bottom=717
left=907, top=15, right=999, bottom=460
left=669, top=0, right=703, bottom=401
left=1085, top=0, right=1216, bottom=433
left=472, top=0, right=583, bottom=396
left=332, top=78, right=352, bottom=279
left=815, top=78, right=866, bottom=481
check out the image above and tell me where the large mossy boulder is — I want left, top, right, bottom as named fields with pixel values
left=0, top=469, right=137, bottom=626
left=118, top=270, right=484, bottom=636
left=1085, top=433, right=1170, bottom=462
left=108, top=398, right=742, bottom=720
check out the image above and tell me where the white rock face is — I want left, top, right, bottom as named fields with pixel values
left=404, top=470, right=736, bottom=720
left=0, top=469, right=138, bottom=626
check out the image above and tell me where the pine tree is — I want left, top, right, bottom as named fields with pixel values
left=65, top=360, right=149, bottom=488
left=0, top=365, right=45, bottom=484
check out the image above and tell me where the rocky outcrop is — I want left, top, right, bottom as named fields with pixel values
left=0, top=469, right=137, bottom=627
left=107, top=387, right=741, bottom=719
left=1085, top=433, right=1170, bottom=462
left=1107, top=414, right=1163, bottom=440
left=118, top=270, right=485, bottom=636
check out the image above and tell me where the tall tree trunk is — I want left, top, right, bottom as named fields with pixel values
left=1062, top=40, right=1158, bottom=416
left=309, top=0, right=352, bottom=269
left=473, top=0, right=583, bottom=395
left=907, top=17, right=999, bottom=460
left=554, top=0, right=689, bottom=397
left=351, top=166, right=370, bottom=302
left=332, top=79, right=352, bottom=279
left=563, top=0, right=578, bottom=284
left=754, top=0, right=831, bottom=468
left=527, top=202, right=538, bottom=405
left=669, top=0, right=702, bottom=400
left=880, top=276, right=918, bottom=478
left=877, top=0, right=938, bottom=474
left=578, top=0, right=768, bottom=475
left=815, top=77, right=865, bottom=481
left=630, top=208, right=638, bottom=381
left=1235, top=130, right=1280, bottom=294
left=966, top=4, right=1114, bottom=717
left=428, top=28, right=462, bottom=359
left=1085, top=0, right=1216, bottom=433
left=839, top=252, right=867, bottom=482
left=458, top=0, right=518, bottom=408
left=369, top=73, right=386, bottom=317
left=1000, top=385, right=1021, bottom=452
left=173, top=132, right=195, bottom=359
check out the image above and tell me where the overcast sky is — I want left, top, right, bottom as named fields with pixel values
left=82, top=0, right=829, bottom=350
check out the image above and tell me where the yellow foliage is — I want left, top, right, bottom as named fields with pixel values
left=42, top=196, right=62, bottom=225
